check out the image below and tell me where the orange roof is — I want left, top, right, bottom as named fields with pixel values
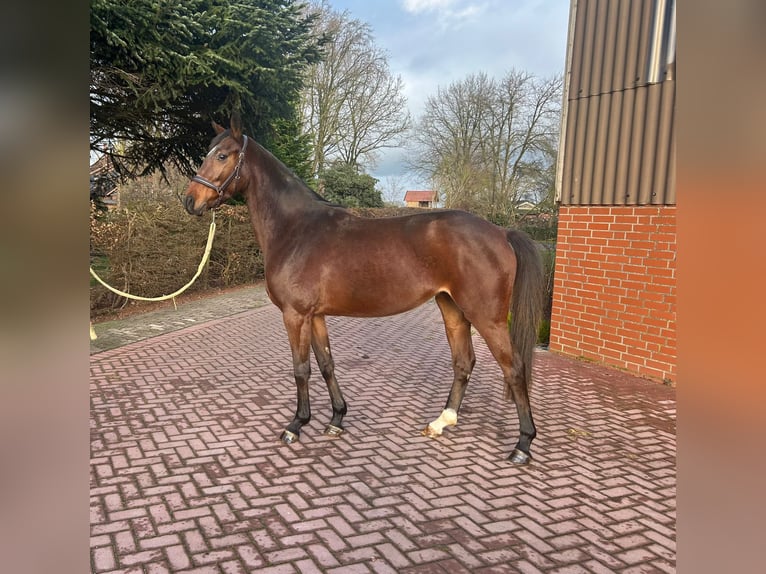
left=404, top=190, right=436, bottom=202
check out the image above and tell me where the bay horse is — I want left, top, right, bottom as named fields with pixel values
left=183, top=115, right=545, bottom=464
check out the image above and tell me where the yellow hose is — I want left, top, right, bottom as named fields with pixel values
left=89, top=212, right=216, bottom=340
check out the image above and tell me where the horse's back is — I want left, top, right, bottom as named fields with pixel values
left=344, top=209, right=509, bottom=252
left=312, top=208, right=514, bottom=278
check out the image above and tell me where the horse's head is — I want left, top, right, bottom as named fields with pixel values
left=184, top=114, right=249, bottom=216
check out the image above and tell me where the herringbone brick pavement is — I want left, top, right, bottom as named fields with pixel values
left=90, top=301, right=676, bottom=573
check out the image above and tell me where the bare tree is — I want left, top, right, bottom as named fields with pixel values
left=301, top=2, right=411, bottom=178
left=410, top=70, right=562, bottom=223
left=381, top=175, right=406, bottom=205
left=413, top=72, right=494, bottom=211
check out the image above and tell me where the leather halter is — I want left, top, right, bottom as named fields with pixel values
left=191, top=135, right=249, bottom=208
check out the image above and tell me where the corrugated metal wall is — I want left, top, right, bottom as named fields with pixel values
left=556, top=0, right=676, bottom=206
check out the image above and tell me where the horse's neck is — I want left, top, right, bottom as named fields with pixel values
left=244, top=159, right=319, bottom=255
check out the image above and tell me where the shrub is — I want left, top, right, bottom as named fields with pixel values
left=538, top=318, right=551, bottom=346
left=90, top=193, right=263, bottom=315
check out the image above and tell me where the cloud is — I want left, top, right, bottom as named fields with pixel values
left=400, top=0, right=485, bottom=25
left=401, top=0, right=455, bottom=13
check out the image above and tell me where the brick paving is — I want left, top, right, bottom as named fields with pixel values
left=90, top=286, right=271, bottom=354
left=90, top=287, right=676, bottom=573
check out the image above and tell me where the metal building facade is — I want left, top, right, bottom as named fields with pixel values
left=549, top=0, right=677, bottom=382
left=555, top=0, right=676, bottom=206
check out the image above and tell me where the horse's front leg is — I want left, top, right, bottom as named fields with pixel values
left=311, top=315, right=347, bottom=436
left=280, top=309, right=313, bottom=444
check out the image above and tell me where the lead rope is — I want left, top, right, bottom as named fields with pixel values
left=89, top=211, right=217, bottom=340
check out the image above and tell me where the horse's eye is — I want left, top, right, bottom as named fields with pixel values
left=217, top=153, right=227, bottom=161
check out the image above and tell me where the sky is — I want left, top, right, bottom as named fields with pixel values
left=325, top=0, right=572, bottom=202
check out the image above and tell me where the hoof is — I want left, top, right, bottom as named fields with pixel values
left=280, top=430, right=299, bottom=444
left=421, top=424, right=440, bottom=439
left=324, top=424, right=344, bottom=437
left=508, top=448, right=531, bottom=464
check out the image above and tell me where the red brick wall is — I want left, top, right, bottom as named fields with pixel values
left=549, top=206, right=676, bottom=382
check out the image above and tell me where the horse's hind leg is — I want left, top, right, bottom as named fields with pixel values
left=423, top=293, right=476, bottom=438
left=280, top=309, right=314, bottom=444
left=311, top=315, right=347, bottom=436
left=475, top=320, right=537, bottom=464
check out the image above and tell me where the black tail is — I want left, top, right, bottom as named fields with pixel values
left=506, top=229, right=545, bottom=398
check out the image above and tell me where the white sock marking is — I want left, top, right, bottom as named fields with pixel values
left=427, top=408, right=458, bottom=435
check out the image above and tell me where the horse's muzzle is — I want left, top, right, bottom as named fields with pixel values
left=183, top=194, right=204, bottom=216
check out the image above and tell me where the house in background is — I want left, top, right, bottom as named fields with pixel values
left=549, top=0, right=676, bottom=383
left=404, top=190, right=437, bottom=208
left=514, top=200, right=537, bottom=213
left=90, top=155, right=120, bottom=209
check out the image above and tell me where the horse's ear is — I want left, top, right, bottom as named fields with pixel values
left=211, top=121, right=225, bottom=135
left=230, top=111, right=243, bottom=140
